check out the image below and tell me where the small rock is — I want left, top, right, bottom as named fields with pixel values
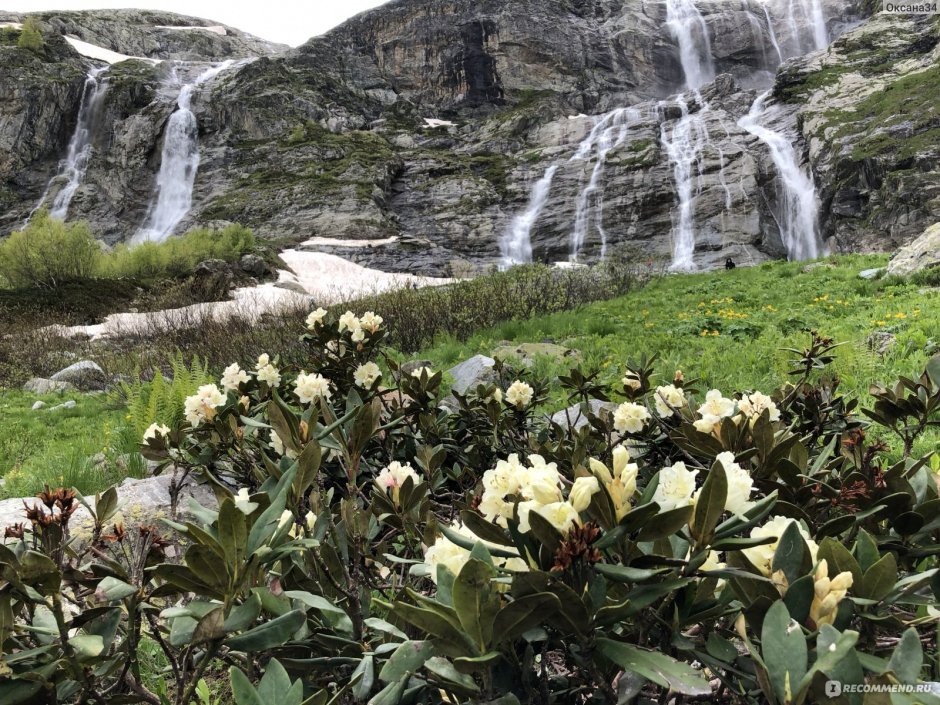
left=193, top=259, right=230, bottom=276
left=447, top=355, right=496, bottom=395
left=801, top=262, right=836, bottom=273
left=23, top=378, right=73, bottom=394
left=550, top=400, right=617, bottom=430
left=858, top=268, right=884, bottom=280
left=50, top=360, right=108, bottom=391
left=239, top=253, right=267, bottom=277
left=867, top=331, right=896, bottom=356
left=49, top=400, right=77, bottom=411
left=31, top=400, right=46, bottom=410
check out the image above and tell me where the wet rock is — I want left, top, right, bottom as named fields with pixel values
left=239, top=253, right=267, bottom=276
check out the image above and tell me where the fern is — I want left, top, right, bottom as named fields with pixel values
left=119, top=353, right=211, bottom=436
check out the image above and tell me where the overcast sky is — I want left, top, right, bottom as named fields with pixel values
left=4, top=0, right=392, bottom=46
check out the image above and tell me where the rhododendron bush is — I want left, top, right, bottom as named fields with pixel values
left=1, top=316, right=939, bottom=704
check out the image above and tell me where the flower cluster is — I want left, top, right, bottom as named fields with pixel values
left=183, top=384, right=226, bottom=427
left=589, top=446, right=638, bottom=520
left=505, top=380, right=534, bottom=409
left=294, top=372, right=332, bottom=404
left=479, top=454, right=570, bottom=532
left=336, top=310, right=383, bottom=343
left=424, top=522, right=527, bottom=584
left=654, top=384, right=688, bottom=417
left=742, top=516, right=819, bottom=578
left=693, top=389, right=736, bottom=435
left=703, top=451, right=755, bottom=518
left=613, top=401, right=650, bottom=434
left=737, top=391, right=781, bottom=425
left=375, top=461, right=421, bottom=505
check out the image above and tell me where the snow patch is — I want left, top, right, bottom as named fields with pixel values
left=423, top=118, right=456, bottom=129
left=0, top=21, right=23, bottom=29
left=63, top=35, right=161, bottom=64
left=301, top=236, right=398, bottom=248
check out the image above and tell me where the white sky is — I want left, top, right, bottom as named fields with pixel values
left=3, top=0, right=392, bottom=46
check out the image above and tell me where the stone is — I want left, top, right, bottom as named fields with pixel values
left=193, top=259, right=231, bottom=276
left=801, top=262, right=836, bottom=273
left=23, top=378, right=73, bottom=394
left=239, top=253, right=268, bottom=276
left=886, top=223, right=940, bottom=276
left=31, top=400, right=46, bottom=410
left=446, top=355, right=497, bottom=395
left=50, top=360, right=108, bottom=391
left=867, top=331, right=896, bottom=356
left=550, top=399, right=618, bottom=431
left=858, top=268, right=884, bottom=280
left=49, top=400, right=78, bottom=411
left=0, top=473, right=218, bottom=535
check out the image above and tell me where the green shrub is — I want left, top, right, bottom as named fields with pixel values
left=0, top=211, right=101, bottom=288
left=117, top=352, right=212, bottom=438
left=16, top=17, right=43, bottom=52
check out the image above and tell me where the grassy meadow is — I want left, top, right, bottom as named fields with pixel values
left=1, top=253, right=938, bottom=497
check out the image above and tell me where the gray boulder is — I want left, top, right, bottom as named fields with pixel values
left=49, top=400, right=77, bottom=411
left=31, top=400, right=46, bottom=410
left=550, top=399, right=618, bottom=431
left=886, top=223, right=940, bottom=276
left=50, top=360, right=108, bottom=391
left=23, top=377, right=73, bottom=394
left=239, top=253, right=268, bottom=277
left=858, top=268, right=884, bottom=280
left=447, top=355, right=496, bottom=395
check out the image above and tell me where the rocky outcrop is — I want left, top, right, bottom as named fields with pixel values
left=779, top=12, right=940, bottom=253
left=5, top=0, right=938, bottom=277
left=887, top=222, right=940, bottom=276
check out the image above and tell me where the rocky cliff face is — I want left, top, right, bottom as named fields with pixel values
left=1, top=1, right=936, bottom=277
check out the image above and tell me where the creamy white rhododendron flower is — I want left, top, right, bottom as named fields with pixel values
left=306, top=307, right=328, bottom=329
left=589, top=445, right=639, bottom=520
left=480, top=454, right=564, bottom=528
left=424, top=522, right=528, bottom=584
left=351, top=327, right=366, bottom=343
left=294, top=372, right=332, bottom=404
left=652, top=461, right=699, bottom=512
left=359, top=311, right=383, bottom=334
left=738, top=391, right=781, bottom=424
left=569, top=476, right=600, bottom=512
left=622, top=370, right=642, bottom=390
left=742, top=515, right=819, bottom=577
left=143, top=423, right=170, bottom=442
left=276, top=509, right=294, bottom=532
left=220, top=362, right=250, bottom=392
left=410, top=366, right=433, bottom=379
left=694, top=389, right=736, bottom=434
left=525, top=455, right=563, bottom=504
left=354, top=362, right=382, bottom=388
left=184, top=384, right=226, bottom=426
left=375, top=462, right=421, bottom=503
left=506, top=380, right=534, bottom=409
left=654, top=384, right=688, bottom=417
left=338, top=311, right=360, bottom=333
left=613, top=402, right=650, bottom=434
left=534, top=501, right=580, bottom=534
left=716, top=451, right=755, bottom=517
left=271, top=431, right=297, bottom=460
left=233, top=487, right=259, bottom=515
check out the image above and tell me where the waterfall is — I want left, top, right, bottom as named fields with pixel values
left=569, top=108, right=641, bottom=261
left=784, top=0, right=828, bottom=55
left=666, top=0, right=714, bottom=91
left=133, top=61, right=234, bottom=244
left=662, top=97, right=711, bottom=271
left=664, top=0, right=715, bottom=270
left=760, top=4, right=785, bottom=64
left=737, top=90, right=822, bottom=260
left=500, top=166, right=558, bottom=267
left=27, top=65, right=109, bottom=224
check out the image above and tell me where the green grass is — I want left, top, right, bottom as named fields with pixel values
left=0, top=390, right=143, bottom=499
left=416, top=255, right=939, bottom=415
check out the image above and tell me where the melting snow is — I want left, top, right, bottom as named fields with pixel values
left=423, top=118, right=456, bottom=129
left=301, top=236, right=398, bottom=248
left=63, top=35, right=161, bottom=64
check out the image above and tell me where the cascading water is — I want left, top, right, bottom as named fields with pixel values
left=664, top=0, right=716, bottom=271
left=569, top=108, right=641, bottom=261
left=737, top=90, right=822, bottom=260
left=27, top=65, right=109, bottom=224
left=760, top=4, right=785, bottom=64
left=133, top=60, right=234, bottom=244
left=783, top=0, right=829, bottom=55
left=500, top=166, right=558, bottom=267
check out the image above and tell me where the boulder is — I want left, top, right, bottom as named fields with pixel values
left=23, top=377, right=73, bottom=394
left=858, top=268, right=884, bottom=280
left=447, top=355, right=496, bottom=395
left=239, top=253, right=268, bottom=276
left=0, top=474, right=218, bottom=536
left=31, top=400, right=46, bottom=410
left=550, top=399, right=618, bottom=430
left=49, top=400, right=77, bottom=411
left=50, top=360, right=108, bottom=391
left=886, top=223, right=940, bottom=276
